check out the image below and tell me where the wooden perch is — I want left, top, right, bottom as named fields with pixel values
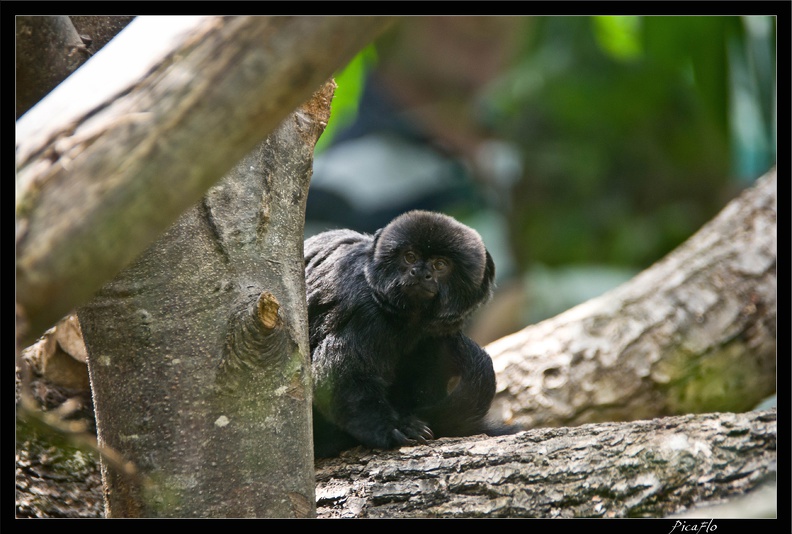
left=315, top=409, right=776, bottom=518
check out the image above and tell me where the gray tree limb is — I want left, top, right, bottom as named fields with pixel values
left=488, top=168, right=777, bottom=429
left=315, top=409, right=776, bottom=518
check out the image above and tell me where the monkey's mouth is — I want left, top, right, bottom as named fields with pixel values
left=404, top=282, right=437, bottom=300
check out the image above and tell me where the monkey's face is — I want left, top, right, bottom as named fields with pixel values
left=399, top=250, right=453, bottom=302
left=365, top=211, right=495, bottom=319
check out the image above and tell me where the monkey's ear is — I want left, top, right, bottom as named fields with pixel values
left=483, top=250, right=496, bottom=290
left=370, top=229, right=383, bottom=252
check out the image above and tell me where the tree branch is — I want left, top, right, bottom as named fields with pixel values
left=315, top=409, right=776, bottom=518
left=488, top=168, right=776, bottom=429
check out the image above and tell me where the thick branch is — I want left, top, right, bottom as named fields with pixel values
left=16, top=15, right=397, bottom=346
left=315, top=409, right=776, bottom=518
left=488, top=168, right=776, bottom=429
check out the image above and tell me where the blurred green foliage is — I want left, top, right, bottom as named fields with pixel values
left=592, top=15, right=642, bottom=61
left=319, top=16, right=776, bottom=271
left=314, top=45, right=377, bottom=154
left=489, top=16, right=775, bottom=269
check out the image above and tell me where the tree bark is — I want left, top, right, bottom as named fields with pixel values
left=16, top=15, right=397, bottom=348
left=76, top=81, right=334, bottom=518
left=15, top=427, right=104, bottom=518
left=68, top=16, right=136, bottom=53
left=315, top=409, right=776, bottom=518
left=488, top=168, right=776, bottom=429
left=15, top=16, right=91, bottom=119
left=17, top=407, right=775, bottom=518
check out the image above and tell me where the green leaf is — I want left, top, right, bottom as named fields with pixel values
left=592, top=16, right=642, bottom=62
left=314, top=45, right=378, bottom=154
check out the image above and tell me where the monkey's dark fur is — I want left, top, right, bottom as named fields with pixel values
left=305, top=210, right=501, bottom=457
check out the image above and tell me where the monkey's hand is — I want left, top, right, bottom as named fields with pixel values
left=392, top=415, right=435, bottom=446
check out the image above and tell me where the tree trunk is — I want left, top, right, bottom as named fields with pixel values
left=315, top=409, right=776, bottom=518
left=76, top=82, right=334, bottom=517
left=488, top=168, right=776, bottom=429
left=16, top=15, right=396, bottom=348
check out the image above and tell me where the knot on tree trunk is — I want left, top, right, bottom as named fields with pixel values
left=216, top=287, right=295, bottom=395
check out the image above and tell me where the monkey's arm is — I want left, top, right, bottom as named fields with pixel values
left=312, top=331, right=434, bottom=451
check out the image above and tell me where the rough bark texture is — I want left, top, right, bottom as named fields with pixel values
left=488, top=168, right=776, bottom=430
left=16, top=15, right=396, bottom=347
left=15, top=16, right=91, bottom=119
left=68, top=16, right=136, bottom=53
left=15, top=430, right=104, bottom=518
left=76, top=81, right=334, bottom=518
left=315, top=409, right=776, bottom=518
left=17, top=406, right=775, bottom=518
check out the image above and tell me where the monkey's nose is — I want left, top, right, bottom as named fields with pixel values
left=410, top=267, right=433, bottom=280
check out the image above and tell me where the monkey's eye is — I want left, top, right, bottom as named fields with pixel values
left=432, top=259, right=448, bottom=271
left=404, top=251, right=418, bottom=264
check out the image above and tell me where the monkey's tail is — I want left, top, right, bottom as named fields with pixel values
left=479, top=416, right=524, bottom=436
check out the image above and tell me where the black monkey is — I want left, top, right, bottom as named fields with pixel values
left=305, top=210, right=499, bottom=457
